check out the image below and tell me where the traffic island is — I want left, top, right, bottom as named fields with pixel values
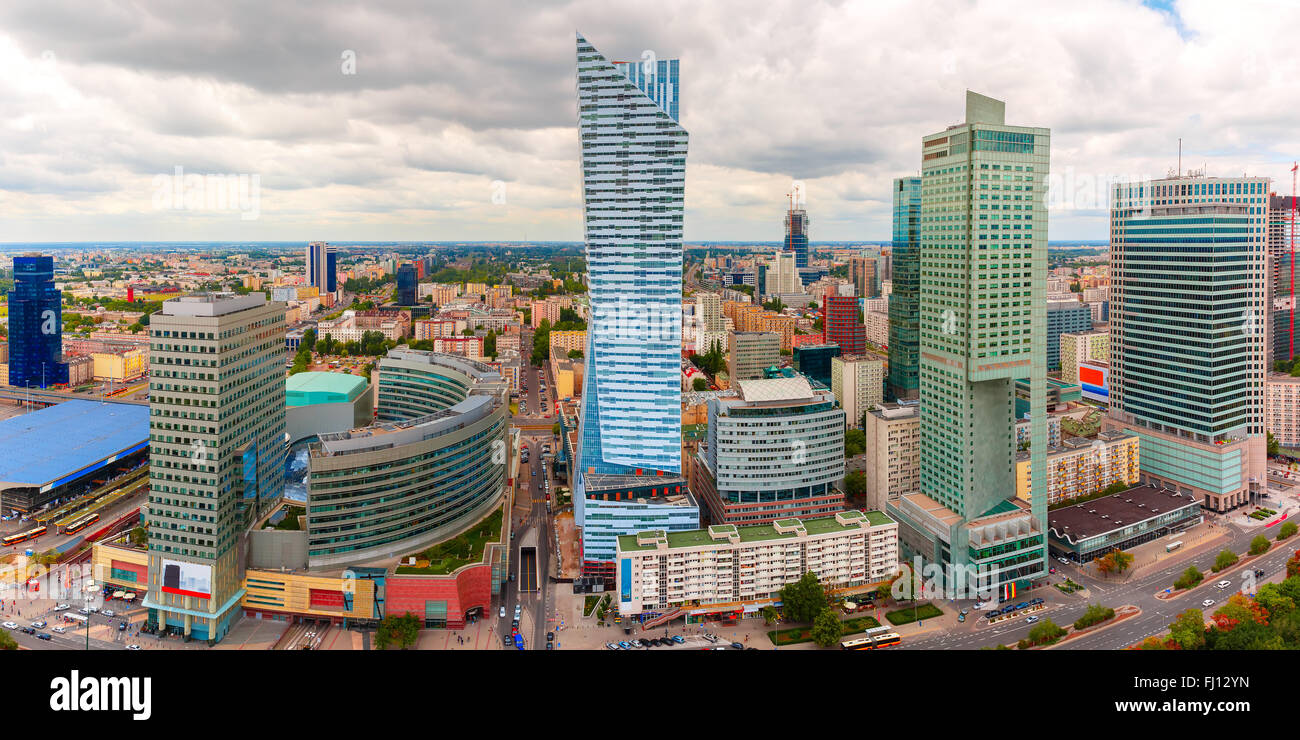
left=1041, top=604, right=1140, bottom=649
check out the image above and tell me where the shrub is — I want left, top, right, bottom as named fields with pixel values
left=1074, top=603, right=1116, bottom=630
left=1212, top=550, right=1240, bottom=573
left=1249, top=535, right=1271, bottom=556
left=1278, top=521, right=1298, bottom=541
left=1174, top=565, right=1203, bottom=591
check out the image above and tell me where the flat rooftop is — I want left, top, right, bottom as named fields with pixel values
left=618, top=510, right=894, bottom=552
left=0, top=400, right=149, bottom=487
left=286, top=371, right=368, bottom=406
left=1048, top=484, right=1200, bottom=542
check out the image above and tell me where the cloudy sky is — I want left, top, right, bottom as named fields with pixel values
left=1, top=0, right=1297, bottom=244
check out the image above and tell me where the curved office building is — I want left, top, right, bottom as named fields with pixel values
left=305, top=351, right=509, bottom=569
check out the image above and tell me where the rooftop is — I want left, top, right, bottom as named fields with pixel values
left=286, top=371, right=368, bottom=406
left=0, top=400, right=150, bottom=487
left=734, top=375, right=815, bottom=403
left=1047, top=484, right=1200, bottom=543
left=617, top=510, right=894, bottom=552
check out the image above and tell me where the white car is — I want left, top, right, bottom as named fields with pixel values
left=1202, top=599, right=1216, bottom=608
left=1, top=621, right=17, bottom=630
left=125, top=644, right=141, bottom=650
left=1215, top=580, right=1232, bottom=590
left=52, top=626, right=67, bottom=634
left=102, top=609, right=116, bottom=618
left=30, top=620, right=46, bottom=629
left=499, top=606, right=506, bottom=618
left=1025, top=615, right=1040, bottom=624
left=53, top=603, right=70, bottom=611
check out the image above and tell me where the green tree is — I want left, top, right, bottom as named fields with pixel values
left=692, top=377, right=709, bottom=391
left=844, top=429, right=866, bottom=458
left=568, top=349, right=583, bottom=359
left=301, top=328, right=317, bottom=352
left=0, top=629, right=16, bottom=651
left=1279, top=521, right=1298, bottom=541
left=761, top=606, right=780, bottom=626
left=843, top=470, right=865, bottom=501
left=129, top=527, right=147, bottom=546
left=375, top=613, right=421, bottom=650
left=1174, top=565, right=1204, bottom=591
left=1250, top=535, right=1271, bottom=556
left=779, top=571, right=827, bottom=624
left=484, top=330, right=497, bottom=359
left=1268, top=431, right=1281, bottom=456
left=1213, top=549, right=1240, bottom=573
left=1074, top=603, right=1116, bottom=630
left=1168, top=609, right=1207, bottom=650
left=811, top=607, right=843, bottom=648
left=1026, top=619, right=1066, bottom=646
left=762, top=297, right=785, bottom=313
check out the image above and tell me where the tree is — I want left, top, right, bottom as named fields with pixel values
left=129, top=527, right=147, bottom=546
left=1249, top=535, right=1271, bottom=556
left=844, top=429, right=866, bottom=458
left=1269, top=431, right=1281, bottom=457
left=1287, top=550, right=1300, bottom=579
left=568, top=349, right=583, bottom=359
left=762, top=297, right=785, bottom=313
left=1095, top=549, right=1134, bottom=578
left=1174, top=565, right=1204, bottom=591
left=302, top=328, right=317, bottom=352
left=1074, top=603, right=1116, bottom=630
left=1136, top=636, right=1170, bottom=650
left=127, top=322, right=145, bottom=334
left=0, top=629, right=15, bottom=651
left=843, top=470, right=865, bottom=501
left=811, top=607, right=843, bottom=648
left=779, top=571, right=827, bottom=624
left=1280, top=521, right=1298, bottom=541
left=1168, top=609, right=1207, bottom=650
left=692, top=377, right=709, bottom=391
left=375, top=613, right=421, bottom=650
left=761, top=606, right=780, bottom=626
left=1213, top=549, right=1240, bottom=573
left=1026, top=619, right=1066, bottom=646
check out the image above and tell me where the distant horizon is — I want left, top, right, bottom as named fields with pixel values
left=0, top=239, right=1110, bottom=249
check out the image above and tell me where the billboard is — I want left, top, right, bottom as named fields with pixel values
left=1079, top=362, right=1109, bottom=403
left=160, top=559, right=212, bottom=600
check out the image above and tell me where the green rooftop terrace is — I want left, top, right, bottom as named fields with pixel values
left=618, top=510, right=895, bottom=552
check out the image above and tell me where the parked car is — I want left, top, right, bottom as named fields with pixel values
left=53, top=603, right=70, bottom=611
left=617, top=641, right=631, bottom=650
left=957, top=613, right=966, bottom=623
left=504, top=635, right=514, bottom=647
left=630, top=639, right=643, bottom=648
left=702, top=633, right=718, bottom=643
left=730, top=642, right=745, bottom=650
left=1, top=621, right=17, bottom=630
left=605, top=643, right=619, bottom=650
left=125, top=645, right=141, bottom=650
left=1015, top=602, right=1029, bottom=611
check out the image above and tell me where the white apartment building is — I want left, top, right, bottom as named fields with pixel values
left=1015, top=430, right=1140, bottom=506
left=831, top=355, right=884, bottom=429
left=865, top=309, right=890, bottom=347
left=614, top=510, right=899, bottom=617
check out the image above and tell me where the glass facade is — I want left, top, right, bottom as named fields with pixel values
left=785, top=209, right=810, bottom=269
left=9, top=255, right=68, bottom=388
left=575, top=34, right=687, bottom=482
left=889, top=177, right=921, bottom=399
left=1046, top=302, right=1092, bottom=371
left=396, top=263, right=417, bottom=306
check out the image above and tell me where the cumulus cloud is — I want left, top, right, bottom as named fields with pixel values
left=0, top=0, right=1296, bottom=242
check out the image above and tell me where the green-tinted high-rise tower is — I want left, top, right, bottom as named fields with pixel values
left=888, top=91, right=1048, bottom=600
left=888, top=177, right=921, bottom=399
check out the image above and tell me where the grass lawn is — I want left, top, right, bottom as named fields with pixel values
left=885, top=602, right=943, bottom=626
left=394, top=507, right=503, bottom=575
left=767, top=615, right=881, bottom=646
left=584, top=595, right=600, bottom=616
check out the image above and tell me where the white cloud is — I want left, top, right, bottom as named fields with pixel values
left=0, top=0, right=1297, bottom=242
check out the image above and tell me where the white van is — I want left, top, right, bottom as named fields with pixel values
left=1215, top=580, right=1233, bottom=590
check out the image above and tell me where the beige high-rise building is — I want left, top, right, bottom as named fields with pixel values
left=696, top=293, right=724, bottom=333
left=144, top=292, right=286, bottom=643
left=1059, top=329, right=1109, bottom=384
left=864, top=403, right=920, bottom=512
left=831, top=355, right=884, bottom=429
left=1266, top=373, right=1300, bottom=448
left=727, top=331, right=780, bottom=381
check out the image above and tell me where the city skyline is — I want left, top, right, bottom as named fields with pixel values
left=2, top=1, right=1298, bottom=243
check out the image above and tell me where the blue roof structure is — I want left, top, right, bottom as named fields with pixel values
left=0, top=400, right=149, bottom=489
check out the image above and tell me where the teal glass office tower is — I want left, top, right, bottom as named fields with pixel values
left=889, top=177, right=921, bottom=399
left=1106, top=176, right=1268, bottom=513
left=888, top=92, right=1049, bottom=600
left=574, top=34, right=697, bottom=571
left=9, top=254, right=68, bottom=389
